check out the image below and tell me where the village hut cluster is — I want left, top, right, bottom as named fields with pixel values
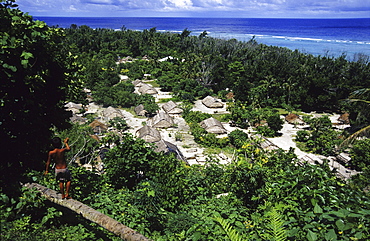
left=64, top=56, right=359, bottom=180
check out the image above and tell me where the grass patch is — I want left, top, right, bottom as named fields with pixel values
left=157, top=97, right=182, bottom=103
left=203, top=146, right=235, bottom=157
left=295, top=141, right=309, bottom=152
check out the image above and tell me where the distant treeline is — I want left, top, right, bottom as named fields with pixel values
left=62, top=25, right=370, bottom=112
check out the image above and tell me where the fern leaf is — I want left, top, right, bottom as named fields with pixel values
left=262, top=207, right=287, bottom=241
left=214, top=215, right=245, bottom=241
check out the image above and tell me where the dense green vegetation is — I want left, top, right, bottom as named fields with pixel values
left=1, top=0, right=370, bottom=240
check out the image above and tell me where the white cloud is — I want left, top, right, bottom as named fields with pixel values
left=15, top=0, right=370, bottom=17
left=167, top=0, right=193, bottom=8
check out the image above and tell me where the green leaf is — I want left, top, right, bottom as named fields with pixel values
left=21, top=59, right=28, bottom=67
left=21, top=51, right=33, bottom=60
left=3, top=63, right=17, bottom=72
left=314, top=203, right=323, bottom=214
left=15, top=201, right=23, bottom=210
left=307, top=230, right=318, bottom=241
left=147, top=190, right=155, bottom=197
left=335, top=219, right=345, bottom=230
left=324, top=229, right=337, bottom=241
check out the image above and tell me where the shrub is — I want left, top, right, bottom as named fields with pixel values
left=228, top=129, right=249, bottom=149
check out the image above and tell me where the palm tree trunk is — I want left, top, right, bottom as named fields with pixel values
left=24, top=183, right=152, bottom=241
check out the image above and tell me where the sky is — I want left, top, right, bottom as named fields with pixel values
left=15, top=0, right=370, bottom=18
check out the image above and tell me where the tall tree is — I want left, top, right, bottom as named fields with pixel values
left=340, top=88, right=370, bottom=148
left=0, top=0, right=81, bottom=189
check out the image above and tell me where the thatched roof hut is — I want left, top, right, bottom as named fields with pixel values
left=138, top=84, right=158, bottom=95
left=259, top=138, right=279, bottom=150
left=103, top=106, right=123, bottom=120
left=150, top=112, right=174, bottom=128
left=65, top=102, right=82, bottom=114
left=154, top=140, right=188, bottom=164
left=226, top=92, right=234, bottom=100
left=134, top=104, right=147, bottom=116
left=136, top=125, right=161, bottom=143
left=202, top=96, right=224, bottom=108
left=200, top=117, right=227, bottom=134
left=162, top=101, right=183, bottom=115
left=285, top=113, right=305, bottom=125
left=70, top=114, right=86, bottom=124
left=89, top=120, right=108, bottom=135
left=336, top=153, right=351, bottom=164
left=338, top=113, right=350, bottom=124
left=132, top=79, right=143, bottom=87
left=252, top=134, right=279, bottom=151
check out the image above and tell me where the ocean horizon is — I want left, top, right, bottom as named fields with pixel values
left=34, top=17, right=370, bottom=60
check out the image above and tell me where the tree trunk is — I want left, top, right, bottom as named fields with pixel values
left=24, top=183, right=152, bottom=241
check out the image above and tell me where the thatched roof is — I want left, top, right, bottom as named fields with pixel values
left=150, top=112, right=174, bottom=128
left=154, top=140, right=188, bottom=164
left=285, top=113, right=305, bottom=125
left=136, top=125, right=161, bottom=143
left=259, top=138, right=279, bottom=150
left=338, top=113, right=350, bottom=124
left=162, top=101, right=183, bottom=114
left=336, top=153, right=351, bottom=164
left=200, top=117, right=227, bottom=134
left=103, top=106, right=123, bottom=120
left=202, top=96, right=224, bottom=108
left=138, top=84, right=158, bottom=95
left=252, top=134, right=279, bottom=150
left=132, top=79, right=143, bottom=87
left=89, top=120, right=108, bottom=134
left=65, top=102, right=83, bottom=114
left=70, top=114, right=86, bottom=124
left=226, top=92, right=234, bottom=100
left=134, top=104, right=147, bottom=116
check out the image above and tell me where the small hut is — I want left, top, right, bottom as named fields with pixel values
left=89, top=120, right=108, bottom=135
left=138, top=84, right=158, bottom=95
left=65, top=102, right=82, bottom=114
left=285, top=113, right=305, bottom=125
left=134, top=104, right=148, bottom=116
left=162, top=101, right=183, bottom=115
left=154, top=140, right=188, bottom=164
left=136, top=125, right=161, bottom=143
left=338, top=113, right=350, bottom=124
left=226, top=92, right=235, bottom=100
left=150, top=112, right=174, bottom=128
left=336, top=153, right=351, bottom=164
left=132, top=79, right=143, bottom=87
left=70, top=114, right=86, bottom=124
left=103, top=106, right=123, bottom=120
left=200, top=117, right=227, bottom=134
left=202, top=96, right=224, bottom=108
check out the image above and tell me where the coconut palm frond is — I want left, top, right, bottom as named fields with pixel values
left=340, top=124, right=370, bottom=149
left=349, top=88, right=370, bottom=98
left=345, top=98, right=370, bottom=105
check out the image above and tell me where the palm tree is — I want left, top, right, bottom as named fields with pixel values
left=340, top=88, right=370, bottom=148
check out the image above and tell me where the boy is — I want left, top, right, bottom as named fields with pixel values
left=44, top=137, right=72, bottom=199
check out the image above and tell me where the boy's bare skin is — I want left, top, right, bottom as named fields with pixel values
left=44, top=137, right=72, bottom=199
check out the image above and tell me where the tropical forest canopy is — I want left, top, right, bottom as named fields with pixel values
left=1, top=0, right=370, bottom=240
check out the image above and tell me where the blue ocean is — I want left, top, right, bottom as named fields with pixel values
left=34, top=17, right=370, bottom=59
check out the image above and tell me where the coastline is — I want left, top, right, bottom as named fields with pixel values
left=34, top=16, right=370, bottom=59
